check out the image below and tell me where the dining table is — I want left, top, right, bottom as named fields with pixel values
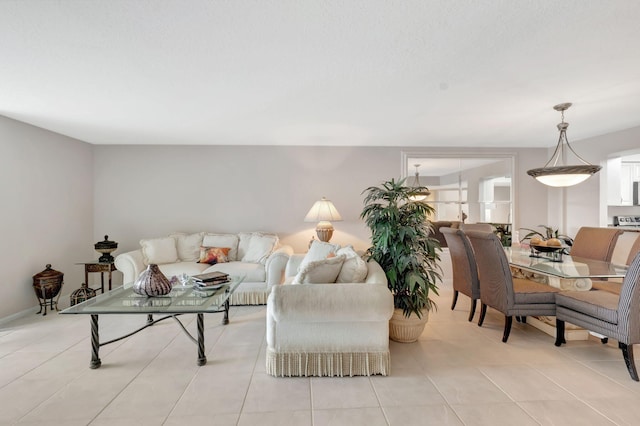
left=505, top=246, right=628, bottom=340
left=505, top=246, right=628, bottom=291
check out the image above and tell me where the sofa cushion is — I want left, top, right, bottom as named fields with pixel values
left=293, top=255, right=346, bottom=284
left=239, top=232, right=279, bottom=264
left=140, top=237, right=178, bottom=265
left=203, top=261, right=266, bottom=282
left=336, top=246, right=368, bottom=283
left=298, top=240, right=340, bottom=272
left=170, top=232, right=204, bottom=262
left=159, top=262, right=209, bottom=279
left=198, top=246, right=230, bottom=265
left=203, top=233, right=239, bottom=261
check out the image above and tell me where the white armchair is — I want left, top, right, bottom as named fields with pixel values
left=266, top=257, right=393, bottom=377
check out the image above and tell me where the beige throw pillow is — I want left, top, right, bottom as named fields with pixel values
left=140, top=237, right=178, bottom=265
left=292, top=255, right=346, bottom=284
left=298, top=240, right=340, bottom=272
left=169, top=232, right=204, bottom=262
left=242, top=233, right=279, bottom=264
left=336, top=246, right=368, bottom=283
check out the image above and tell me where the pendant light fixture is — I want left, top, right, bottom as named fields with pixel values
left=527, top=103, right=601, bottom=187
left=408, top=164, right=430, bottom=201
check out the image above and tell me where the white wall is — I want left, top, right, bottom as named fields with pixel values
left=94, top=145, right=550, bottom=284
left=0, top=120, right=555, bottom=319
left=93, top=145, right=400, bottom=258
left=0, top=116, right=94, bottom=320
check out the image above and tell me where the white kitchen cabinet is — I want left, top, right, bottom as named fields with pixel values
left=608, top=159, right=640, bottom=206
left=621, top=163, right=634, bottom=205
left=607, top=157, right=624, bottom=205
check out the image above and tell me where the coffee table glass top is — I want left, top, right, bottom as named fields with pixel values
left=61, top=277, right=242, bottom=315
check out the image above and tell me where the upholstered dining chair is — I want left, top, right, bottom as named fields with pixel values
left=459, top=223, right=493, bottom=233
left=569, top=227, right=623, bottom=262
left=441, top=227, right=482, bottom=321
left=591, top=234, right=640, bottom=295
left=465, top=230, right=560, bottom=343
left=555, top=252, right=640, bottom=381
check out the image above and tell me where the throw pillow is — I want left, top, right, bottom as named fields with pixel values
left=336, top=246, right=369, bottom=283
left=198, top=246, right=231, bottom=265
left=292, top=255, right=346, bottom=284
left=169, top=232, right=204, bottom=262
left=140, top=237, right=179, bottom=265
left=298, top=240, right=340, bottom=272
left=202, top=234, right=239, bottom=261
left=242, top=233, right=279, bottom=264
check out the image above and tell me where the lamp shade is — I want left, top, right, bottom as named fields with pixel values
left=304, top=197, right=343, bottom=223
left=527, top=103, right=601, bottom=187
left=304, top=197, right=342, bottom=242
left=407, top=164, right=430, bottom=201
left=529, top=167, right=598, bottom=187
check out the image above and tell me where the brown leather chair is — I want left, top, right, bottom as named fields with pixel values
left=441, top=227, right=481, bottom=321
left=466, top=230, right=560, bottom=343
left=556, top=252, right=640, bottom=381
left=569, top=227, right=623, bottom=262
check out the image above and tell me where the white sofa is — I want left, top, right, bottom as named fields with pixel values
left=266, top=252, right=393, bottom=377
left=114, top=232, right=293, bottom=305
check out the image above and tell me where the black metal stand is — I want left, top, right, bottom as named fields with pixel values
left=35, top=283, right=63, bottom=316
left=86, top=305, right=231, bottom=369
left=90, top=314, right=101, bottom=369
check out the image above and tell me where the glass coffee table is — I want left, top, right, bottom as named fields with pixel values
left=60, top=276, right=243, bottom=369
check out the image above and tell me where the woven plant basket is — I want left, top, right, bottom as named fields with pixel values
left=389, top=308, right=429, bottom=343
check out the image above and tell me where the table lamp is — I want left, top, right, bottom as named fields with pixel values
left=304, top=197, right=343, bottom=242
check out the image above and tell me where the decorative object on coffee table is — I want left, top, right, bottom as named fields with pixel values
left=94, top=235, right=118, bottom=263
left=32, top=264, right=64, bottom=316
left=70, top=282, right=97, bottom=306
left=133, top=264, right=172, bottom=296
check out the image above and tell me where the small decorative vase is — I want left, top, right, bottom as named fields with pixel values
left=133, top=264, right=172, bottom=296
left=389, top=308, right=429, bottom=343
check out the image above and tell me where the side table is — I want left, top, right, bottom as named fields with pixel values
left=77, top=262, right=117, bottom=293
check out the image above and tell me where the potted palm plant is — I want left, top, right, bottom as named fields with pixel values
left=361, top=178, right=442, bottom=342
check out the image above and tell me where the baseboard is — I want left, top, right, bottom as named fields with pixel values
left=0, top=305, right=39, bottom=326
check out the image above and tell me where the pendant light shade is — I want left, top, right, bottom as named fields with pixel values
left=408, top=164, right=430, bottom=201
left=527, top=103, right=601, bottom=187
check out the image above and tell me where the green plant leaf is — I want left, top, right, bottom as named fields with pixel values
left=361, top=178, right=442, bottom=318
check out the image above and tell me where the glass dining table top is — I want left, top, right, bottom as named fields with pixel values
left=505, top=247, right=628, bottom=279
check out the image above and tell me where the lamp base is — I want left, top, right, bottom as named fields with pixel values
left=316, top=221, right=334, bottom=242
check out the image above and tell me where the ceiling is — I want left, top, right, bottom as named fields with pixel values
left=2, top=1, right=640, bottom=148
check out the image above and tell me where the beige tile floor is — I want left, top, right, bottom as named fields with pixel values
left=1, top=283, right=640, bottom=426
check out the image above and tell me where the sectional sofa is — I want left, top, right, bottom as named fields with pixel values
left=114, top=231, right=293, bottom=305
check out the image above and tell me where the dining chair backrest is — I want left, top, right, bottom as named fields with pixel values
left=626, top=235, right=640, bottom=266
left=570, top=227, right=623, bottom=262
left=441, top=227, right=480, bottom=299
left=618, top=252, right=640, bottom=342
left=459, top=223, right=493, bottom=233
left=465, top=230, right=514, bottom=313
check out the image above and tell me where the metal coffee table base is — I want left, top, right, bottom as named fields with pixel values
left=88, top=299, right=231, bottom=369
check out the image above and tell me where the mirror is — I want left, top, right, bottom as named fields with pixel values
left=403, top=152, right=515, bottom=245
